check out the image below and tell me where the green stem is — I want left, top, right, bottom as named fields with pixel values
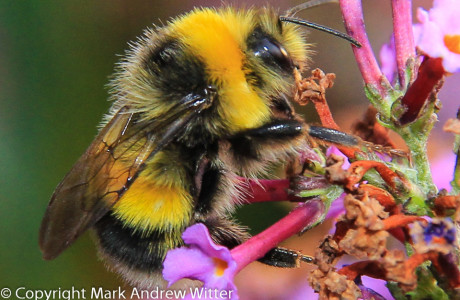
left=399, top=127, right=436, bottom=195
left=451, top=130, right=460, bottom=195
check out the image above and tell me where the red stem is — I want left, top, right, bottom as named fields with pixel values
left=238, top=178, right=293, bottom=203
left=309, top=92, right=358, bottom=158
left=391, top=0, right=416, bottom=87
left=339, top=0, right=388, bottom=96
left=231, top=200, right=325, bottom=272
left=237, top=177, right=332, bottom=204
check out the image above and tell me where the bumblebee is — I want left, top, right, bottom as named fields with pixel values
left=39, top=6, right=358, bottom=289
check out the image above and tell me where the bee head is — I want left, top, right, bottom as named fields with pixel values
left=111, top=7, right=310, bottom=137
left=166, top=8, right=310, bottom=133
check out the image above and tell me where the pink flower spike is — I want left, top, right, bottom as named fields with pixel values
left=339, top=0, right=388, bottom=96
left=237, top=177, right=332, bottom=205
left=414, top=0, right=460, bottom=73
left=163, top=201, right=324, bottom=299
left=231, top=200, right=325, bottom=273
left=163, top=224, right=238, bottom=299
left=236, top=178, right=293, bottom=204
left=391, top=0, right=416, bottom=87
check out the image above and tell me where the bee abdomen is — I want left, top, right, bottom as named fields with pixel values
left=94, top=212, right=182, bottom=272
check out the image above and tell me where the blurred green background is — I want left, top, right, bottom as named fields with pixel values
left=1, top=0, right=456, bottom=298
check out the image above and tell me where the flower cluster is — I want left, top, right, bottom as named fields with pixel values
left=413, top=0, right=460, bottom=73
left=163, top=224, right=238, bottom=300
left=160, top=0, right=460, bottom=299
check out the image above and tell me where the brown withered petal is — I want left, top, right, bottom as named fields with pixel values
left=339, top=227, right=389, bottom=260
left=344, top=193, right=388, bottom=230
left=310, top=268, right=362, bottom=300
left=433, top=195, right=460, bottom=222
left=352, top=105, right=396, bottom=148
left=382, top=250, right=418, bottom=290
left=294, top=68, right=336, bottom=106
left=443, top=118, right=460, bottom=135
left=382, top=249, right=406, bottom=266
left=325, top=154, right=348, bottom=183
left=315, top=236, right=341, bottom=272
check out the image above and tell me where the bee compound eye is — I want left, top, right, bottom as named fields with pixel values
left=253, top=37, right=293, bottom=72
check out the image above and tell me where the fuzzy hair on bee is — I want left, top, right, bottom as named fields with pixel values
left=38, top=6, right=342, bottom=289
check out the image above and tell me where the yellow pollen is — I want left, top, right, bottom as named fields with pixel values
left=444, top=34, right=460, bottom=54
left=212, top=258, right=228, bottom=277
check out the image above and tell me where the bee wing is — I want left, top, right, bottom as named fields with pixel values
left=39, top=92, right=213, bottom=260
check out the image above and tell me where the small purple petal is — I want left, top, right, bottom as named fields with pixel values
left=379, top=36, right=397, bottom=83
left=163, top=247, right=216, bottom=286
left=429, top=0, right=460, bottom=31
left=431, top=151, right=456, bottom=191
left=375, top=151, right=392, bottom=162
left=442, top=50, right=460, bottom=73
left=181, top=224, right=237, bottom=284
left=162, top=223, right=238, bottom=297
left=325, top=193, right=346, bottom=220
left=327, top=146, right=350, bottom=169
left=182, top=224, right=234, bottom=262
left=423, top=219, right=456, bottom=244
left=288, top=281, right=318, bottom=300
left=411, top=218, right=456, bottom=255
left=358, top=284, right=388, bottom=300
left=361, top=276, right=394, bottom=300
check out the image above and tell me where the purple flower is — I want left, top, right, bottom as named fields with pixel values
left=413, top=0, right=460, bottom=73
left=325, top=193, right=345, bottom=220
left=163, top=223, right=238, bottom=300
left=432, top=152, right=457, bottom=191
left=357, top=279, right=389, bottom=300
left=326, top=146, right=350, bottom=169
left=410, top=218, right=456, bottom=255
left=287, top=281, right=318, bottom=300
left=163, top=201, right=324, bottom=299
left=379, top=36, right=397, bottom=83
left=423, top=219, right=456, bottom=244
left=360, top=276, right=394, bottom=300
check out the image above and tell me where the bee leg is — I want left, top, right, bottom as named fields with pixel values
left=258, top=247, right=313, bottom=268
left=228, top=118, right=305, bottom=161
left=308, top=126, right=359, bottom=147
left=228, top=119, right=360, bottom=161
left=232, top=119, right=304, bottom=142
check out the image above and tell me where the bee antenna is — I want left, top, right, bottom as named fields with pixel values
left=279, top=16, right=362, bottom=48
left=285, top=0, right=339, bottom=16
